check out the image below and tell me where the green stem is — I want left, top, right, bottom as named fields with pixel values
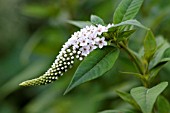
left=118, top=42, right=151, bottom=88
left=119, top=42, right=144, bottom=75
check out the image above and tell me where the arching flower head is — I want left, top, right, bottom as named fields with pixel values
left=19, top=24, right=114, bottom=86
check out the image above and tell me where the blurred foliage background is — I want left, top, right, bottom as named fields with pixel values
left=0, top=0, right=170, bottom=113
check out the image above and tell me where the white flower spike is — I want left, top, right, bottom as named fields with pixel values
left=19, top=24, right=114, bottom=86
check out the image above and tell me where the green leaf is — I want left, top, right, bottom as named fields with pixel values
left=117, top=29, right=136, bottom=40
left=149, top=47, right=170, bottom=81
left=156, top=96, right=170, bottom=113
left=113, top=0, right=144, bottom=24
left=67, top=20, right=92, bottom=28
left=149, top=36, right=170, bottom=69
left=90, top=15, right=105, bottom=25
left=130, top=82, right=168, bottom=113
left=149, top=62, right=167, bottom=82
left=110, top=20, right=149, bottom=30
left=116, top=90, right=140, bottom=109
left=144, top=30, right=157, bottom=61
left=64, top=47, right=119, bottom=94
left=160, top=47, right=170, bottom=62
left=99, top=109, right=134, bottom=113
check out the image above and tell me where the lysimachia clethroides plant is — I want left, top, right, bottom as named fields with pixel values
left=20, top=0, right=170, bottom=113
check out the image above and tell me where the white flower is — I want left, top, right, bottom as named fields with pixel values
left=78, top=38, right=89, bottom=46
left=88, top=43, right=97, bottom=52
left=80, top=28, right=90, bottom=38
left=96, top=37, right=107, bottom=48
left=88, top=34, right=97, bottom=44
left=96, top=24, right=108, bottom=35
left=80, top=46, right=90, bottom=56
left=107, top=23, right=114, bottom=29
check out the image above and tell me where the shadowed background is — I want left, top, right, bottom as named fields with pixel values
left=0, top=0, right=170, bottom=113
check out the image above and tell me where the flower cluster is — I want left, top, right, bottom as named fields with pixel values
left=19, top=24, right=114, bottom=86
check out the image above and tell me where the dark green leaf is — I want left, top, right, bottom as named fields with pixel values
left=108, top=26, right=119, bottom=32
left=90, top=15, right=105, bottom=25
left=113, top=0, right=144, bottom=24
left=163, top=47, right=170, bottom=58
left=118, top=29, right=136, bottom=40
left=67, top=20, right=92, bottom=28
left=130, top=82, right=168, bottom=113
left=64, top=47, right=119, bottom=94
left=116, top=90, right=140, bottom=109
left=156, top=96, right=170, bottom=113
left=144, top=30, right=157, bottom=61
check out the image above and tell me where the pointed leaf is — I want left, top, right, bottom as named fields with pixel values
left=116, top=90, right=140, bottom=109
left=118, top=30, right=135, bottom=38
left=130, top=82, right=168, bottom=113
left=113, top=0, right=144, bottom=24
left=90, top=15, right=105, bottom=25
left=149, top=36, right=170, bottom=69
left=149, top=62, right=167, bottom=82
left=156, top=96, right=170, bottom=113
left=67, top=20, right=92, bottom=28
left=160, top=47, right=170, bottom=62
left=144, top=30, right=157, bottom=61
left=64, top=47, right=119, bottom=94
left=117, top=30, right=136, bottom=41
left=110, top=20, right=149, bottom=30
left=149, top=46, right=170, bottom=81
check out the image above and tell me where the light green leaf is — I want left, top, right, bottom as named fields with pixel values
left=130, top=82, right=168, bottom=113
left=149, top=36, right=170, bottom=69
left=116, top=90, right=140, bottom=109
left=64, top=47, right=119, bottom=94
left=67, top=20, right=92, bottom=28
left=110, top=20, right=149, bottom=30
left=99, top=109, right=134, bottom=113
left=149, top=62, right=167, bottom=82
left=113, top=0, right=144, bottom=24
left=160, top=47, right=170, bottom=62
left=144, top=30, right=157, bottom=61
left=149, top=47, right=170, bottom=81
left=90, top=15, right=105, bottom=25
left=156, top=96, right=170, bottom=113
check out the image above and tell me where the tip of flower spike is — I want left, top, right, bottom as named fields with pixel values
left=19, top=82, right=26, bottom=86
left=19, top=81, right=30, bottom=86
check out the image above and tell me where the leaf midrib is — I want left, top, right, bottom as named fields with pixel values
left=121, top=0, right=133, bottom=22
left=74, top=49, right=115, bottom=86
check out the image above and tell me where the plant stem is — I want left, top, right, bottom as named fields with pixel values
left=119, top=42, right=144, bottom=75
left=118, top=42, right=151, bottom=88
